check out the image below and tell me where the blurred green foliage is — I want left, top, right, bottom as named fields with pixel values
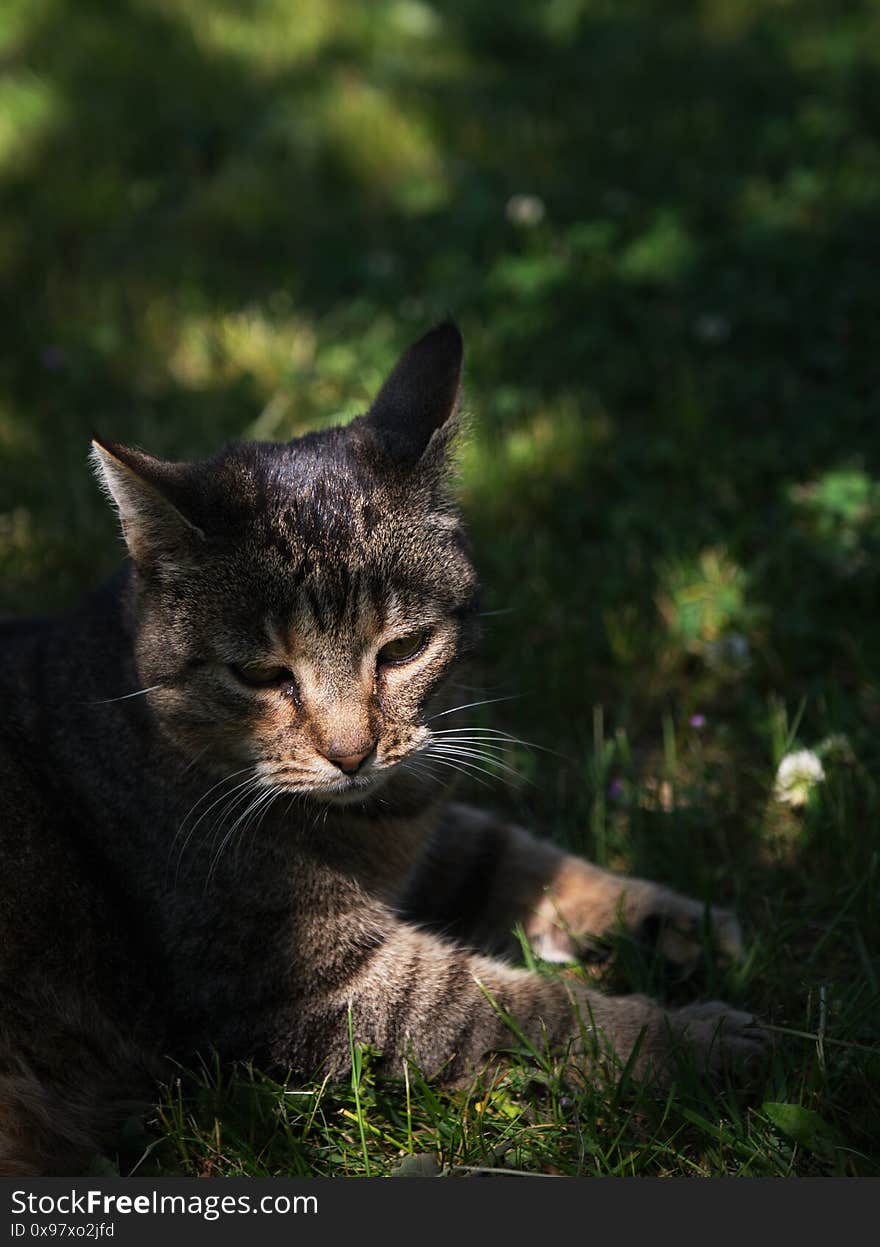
left=3, top=0, right=880, bottom=714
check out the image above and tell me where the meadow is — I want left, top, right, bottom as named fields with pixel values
left=1, top=0, right=878, bottom=1175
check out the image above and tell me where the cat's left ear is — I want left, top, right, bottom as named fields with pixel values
left=363, top=321, right=463, bottom=466
left=90, top=438, right=204, bottom=571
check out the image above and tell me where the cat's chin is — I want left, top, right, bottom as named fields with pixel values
left=304, top=770, right=391, bottom=806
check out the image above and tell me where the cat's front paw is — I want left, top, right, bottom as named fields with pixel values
left=575, top=992, right=769, bottom=1086
left=526, top=861, right=743, bottom=971
left=665, top=1000, right=769, bottom=1080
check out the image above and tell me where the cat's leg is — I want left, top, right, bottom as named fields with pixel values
left=400, top=802, right=743, bottom=969
left=264, top=899, right=764, bottom=1087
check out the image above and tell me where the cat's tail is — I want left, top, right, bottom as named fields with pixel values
left=0, top=1007, right=159, bottom=1177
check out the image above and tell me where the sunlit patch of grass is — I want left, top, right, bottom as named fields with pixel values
left=788, top=6, right=880, bottom=74
left=0, top=0, right=44, bottom=54
left=159, top=304, right=317, bottom=394
left=460, top=393, right=609, bottom=515
left=737, top=168, right=828, bottom=236
left=788, top=467, right=880, bottom=574
left=321, top=72, right=449, bottom=214
left=490, top=251, right=568, bottom=301
left=138, top=301, right=410, bottom=441
left=169, top=0, right=338, bottom=72
left=618, top=211, right=697, bottom=284
left=656, top=546, right=762, bottom=670
left=0, top=72, right=59, bottom=171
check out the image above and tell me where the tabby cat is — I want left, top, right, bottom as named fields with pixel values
left=0, top=323, right=764, bottom=1175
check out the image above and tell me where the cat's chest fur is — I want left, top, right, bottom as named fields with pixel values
left=102, top=762, right=435, bottom=1034
left=148, top=797, right=435, bottom=1052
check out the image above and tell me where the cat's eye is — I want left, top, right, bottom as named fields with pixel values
left=229, top=662, right=295, bottom=689
left=377, top=630, right=430, bottom=667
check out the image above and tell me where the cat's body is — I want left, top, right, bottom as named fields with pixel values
left=0, top=325, right=764, bottom=1175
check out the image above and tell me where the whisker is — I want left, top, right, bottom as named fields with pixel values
left=426, top=695, right=524, bottom=723
left=418, top=752, right=493, bottom=790
left=166, top=768, right=247, bottom=884
left=427, top=744, right=530, bottom=784
left=205, top=782, right=281, bottom=889
left=431, top=736, right=520, bottom=755
left=250, top=782, right=286, bottom=840
left=431, top=728, right=574, bottom=763
left=432, top=729, right=531, bottom=741
left=205, top=776, right=273, bottom=862
left=88, top=684, right=165, bottom=706
left=171, top=771, right=259, bottom=883
left=429, top=741, right=512, bottom=759
left=399, top=757, right=447, bottom=787
left=177, top=744, right=211, bottom=779
left=187, top=781, right=263, bottom=883
left=204, top=789, right=263, bottom=882
left=170, top=766, right=256, bottom=855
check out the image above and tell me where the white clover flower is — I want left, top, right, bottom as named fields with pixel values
left=505, top=193, right=546, bottom=227
left=774, top=749, right=825, bottom=807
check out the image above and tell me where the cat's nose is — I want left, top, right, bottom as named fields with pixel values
left=322, top=742, right=376, bottom=775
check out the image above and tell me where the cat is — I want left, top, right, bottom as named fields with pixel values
left=0, top=322, right=765, bottom=1175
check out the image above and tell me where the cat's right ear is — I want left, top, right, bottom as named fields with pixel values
left=90, top=438, right=204, bottom=570
left=362, top=321, right=463, bottom=467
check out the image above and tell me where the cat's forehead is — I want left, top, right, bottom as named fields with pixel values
left=236, top=442, right=457, bottom=577
left=225, top=509, right=448, bottom=645
left=242, top=440, right=410, bottom=552
left=206, top=433, right=471, bottom=644
left=263, top=578, right=417, bottom=655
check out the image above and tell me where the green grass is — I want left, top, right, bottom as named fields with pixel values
left=2, top=0, right=879, bottom=1176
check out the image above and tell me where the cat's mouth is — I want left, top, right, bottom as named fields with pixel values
left=264, top=763, right=394, bottom=806
left=308, top=772, right=386, bottom=805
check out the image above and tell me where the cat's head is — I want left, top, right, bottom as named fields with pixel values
left=91, top=322, right=478, bottom=804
